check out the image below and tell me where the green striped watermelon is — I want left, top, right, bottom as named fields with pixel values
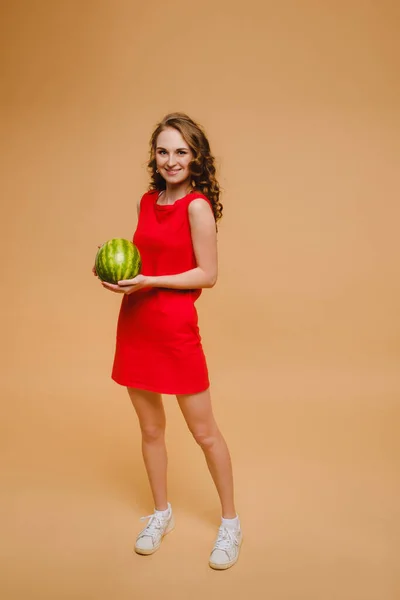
left=95, top=238, right=141, bottom=284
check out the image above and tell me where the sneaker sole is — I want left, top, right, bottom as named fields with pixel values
left=134, top=518, right=175, bottom=556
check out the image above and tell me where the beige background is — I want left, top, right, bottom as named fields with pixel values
left=1, top=1, right=399, bottom=599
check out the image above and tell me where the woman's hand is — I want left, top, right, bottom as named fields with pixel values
left=92, top=244, right=104, bottom=277
left=101, top=274, right=154, bottom=294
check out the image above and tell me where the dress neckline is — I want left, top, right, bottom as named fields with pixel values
left=154, top=190, right=194, bottom=209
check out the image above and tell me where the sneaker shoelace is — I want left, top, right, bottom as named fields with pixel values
left=214, top=526, right=240, bottom=552
left=139, top=512, right=168, bottom=541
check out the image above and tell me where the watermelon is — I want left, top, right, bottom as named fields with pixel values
left=95, top=238, right=141, bottom=284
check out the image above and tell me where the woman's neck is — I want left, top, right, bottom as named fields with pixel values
left=160, top=181, right=193, bottom=204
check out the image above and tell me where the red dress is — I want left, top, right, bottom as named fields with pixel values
left=111, top=190, right=212, bottom=394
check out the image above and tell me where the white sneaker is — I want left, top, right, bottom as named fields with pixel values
left=209, top=523, right=242, bottom=570
left=134, top=503, right=175, bottom=555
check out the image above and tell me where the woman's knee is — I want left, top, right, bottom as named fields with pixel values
left=192, top=428, right=220, bottom=450
left=140, top=423, right=165, bottom=444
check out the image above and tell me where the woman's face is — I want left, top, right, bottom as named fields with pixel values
left=155, top=127, right=193, bottom=186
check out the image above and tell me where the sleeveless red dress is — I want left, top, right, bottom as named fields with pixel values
left=111, top=190, right=212, bottom=395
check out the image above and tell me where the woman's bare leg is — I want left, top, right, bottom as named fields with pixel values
left=177, top=388, right=236, bottom=518
left=127, top=387, right=168, bottom=511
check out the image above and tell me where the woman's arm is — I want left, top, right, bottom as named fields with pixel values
left=105, top=198, right=218, bottom=294
left=152, top=198, right=217, bottom=289
left=102, top=198, right=218, bottom=294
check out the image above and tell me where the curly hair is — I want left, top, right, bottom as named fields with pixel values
left=147, top=112, right=223, bottom=223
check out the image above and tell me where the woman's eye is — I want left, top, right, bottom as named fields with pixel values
left=157, top=150, right=187, bottom=156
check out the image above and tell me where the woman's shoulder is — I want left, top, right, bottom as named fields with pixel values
left=186, top=191, right=213, bottom=211
left=136, top=190, right=157, bottom=216
left=141, top=189, right=158, bottom=199
left=187, top=190, right=209, bottom=200
left=186, top=191, right=211, bottom=203
left=139, top=189, right=158, bottom=205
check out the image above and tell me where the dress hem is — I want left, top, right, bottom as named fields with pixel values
left=111, top=374, right=210, bottom=396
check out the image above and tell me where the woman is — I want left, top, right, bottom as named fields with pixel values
left=97, top=113, right=242, bottom=570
